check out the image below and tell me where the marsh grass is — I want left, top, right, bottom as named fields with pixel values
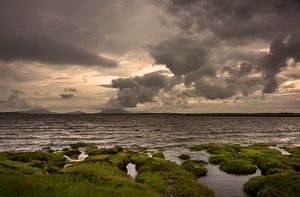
left=0, top=145, right=214, bottom=197
left=134, top=157, right=213, bottom=196
left=191, top=144, right=300, bottom=196
left=178, top=154, right=191, bottom=160
left=244, top=172, right=300, bottom=197
left=181, top=160, right=208, bottom=177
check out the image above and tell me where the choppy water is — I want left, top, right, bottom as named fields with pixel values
left=0, top=113, right=299, bottom=197
left=0, top=114, right=299, bottom=151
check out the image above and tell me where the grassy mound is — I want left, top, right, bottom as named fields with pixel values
left=244, top=172, right=300, bottom=197
left=178, top=154, right=191, bottom=160
left=152, top=152, right=165, bottom=158
left=191, top=144, right=299, bottom=175
left=219, top=159, right=257, bottom=175
left=135, top=157, right=213, bottom=197
left=181, top=160, right=207, bottom=177
left=0, top=159, right=159, bottom=197
left=191, top=143, right=300, bottom=196
left=0, top=144, right=214, bottom=197
left=1, top=151, right=67, bottom=173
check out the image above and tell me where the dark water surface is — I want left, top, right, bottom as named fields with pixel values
left=1, top=114, right=299, bottom=197
left=1, top=114, right=299, bottom=151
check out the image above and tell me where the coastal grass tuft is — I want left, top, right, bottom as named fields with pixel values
left=152, top=152, right=165, bottom=158
left=178, top=154, right=191, bottom=160
left=181, top=160, right=208, bottom=177
left=243, top=172, right=300, bottom=196
left=135, top=157, right=213, bottom=196
left=219, top=159, right=257, bottom=175
left=191, top=143, right=300, bottom=196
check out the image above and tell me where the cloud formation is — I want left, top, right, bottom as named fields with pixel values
left=102, top=0, right=300, bottom=111
left=261, top=33, right=300, bottom=93
left=60, top=88, right=78, bottom=99
left=0, top=90, right=33, bottom=110
left=0, top=33, right=118, bottom=67
left=103, top=71, right=177, bottom=109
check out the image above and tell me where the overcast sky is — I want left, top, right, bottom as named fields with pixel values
left=0, top=0, right=299, bottom=113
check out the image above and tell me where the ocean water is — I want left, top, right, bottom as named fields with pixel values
left=0, top=113, right=299, bottom=197
left=0, top=114, right=299, bottom=151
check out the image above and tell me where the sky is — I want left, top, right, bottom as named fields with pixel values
left=0, top=0, right=300, bottom=113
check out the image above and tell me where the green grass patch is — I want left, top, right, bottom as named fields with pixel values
left=244, top=172, right=300, bottom=197
left=135, top=157, right=213, bottom=196
left=178, top=154, right=191, bottom=160
left=152, top=152, right=165, bottom=158
left=63, top=149, right=81, bottom=159
left=192, top=144, right=300, bottom=176
left=219, top=159, right=257, bottom=175
left=181, top=160, right=207, bottom=177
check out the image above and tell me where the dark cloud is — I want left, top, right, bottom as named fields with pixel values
left=150, top=37, right=208, bottom=75
left=60, top=88, right=78, bottom=99
left=0, top=0, right=168, bottom=68
left=103, top=71, right=176, bottom=109
left=194, top=78, right=236, bottom=99
left=261, top=33, right=300, bottom=93
left=0, top=33, right=118, bottom=67
left=166, top=0, right=300, bottom=41
left=0, top=89, right=33, bottom=110
left=60, top=94, right=75, bottom=99
left=0, top=0, right=159, bottom=67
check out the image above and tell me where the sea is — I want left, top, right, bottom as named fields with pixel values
left=0, top=113, right=299, bottom=197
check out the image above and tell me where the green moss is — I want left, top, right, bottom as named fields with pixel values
left=219, top=159, right=257, bottom=175
left=256, top=157, right=292, bottom=175
left=192, top=144, right=300, bottom=176
left=0, top=163, right=160, bottom=197
left=181, top=160, right=207, bottom=177
left=4, top=151, right=66, bottom=173
left=69, top=142, right=90, bottom=149
left=135, top=157, right=214, bottom=196
left=244, top=172, right=300, bottom=197
left=152, top=152, right=165, bottom=158
left=0, top=148, right=163, bottom=197
left=85, top=146, right=124, bottom=156
left=209, top=155, right=228, bottom=164
left=178, top=154, right=191, bottom=160
left=63, top=149, right=81, bottom=159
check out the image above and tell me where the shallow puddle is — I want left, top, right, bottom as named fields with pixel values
left=163, top=147, right=261, bottom=197
left=199, top=164, right=261, bottom=197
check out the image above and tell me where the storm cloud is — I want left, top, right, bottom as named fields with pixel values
left=0, top=33, right=118, bottom=67
left=261, top=33, right=300, bottom=93
left=103, top=71, right=177, bottom=109
left=0, top=0, right=299, bottom=112
left=150, top=37, right=208, bottom=76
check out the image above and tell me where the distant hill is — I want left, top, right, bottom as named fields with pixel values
left=65, top=111, right=87, bottom=114
left=16, top=109, right=57, bottom=114
left=100, top=108, right=128, bottom=114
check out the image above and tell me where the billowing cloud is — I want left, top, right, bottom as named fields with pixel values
left=0, top=90, right=33, bottom=110
left=261, top=33, right=300, bottom=93
left=165, top=0, right=300, bottom=41
left=103, top=71, right=177, bottom=109
left=149, top=37, right=208, bottom=75
left=0, top=0, right=299, bottom=112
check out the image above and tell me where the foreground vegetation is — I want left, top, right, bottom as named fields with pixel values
left=1, top=143, right=299, bottom=197
left=190, top=144, right=300, bottom=196
left=0, top=143, right=213, bottom=197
